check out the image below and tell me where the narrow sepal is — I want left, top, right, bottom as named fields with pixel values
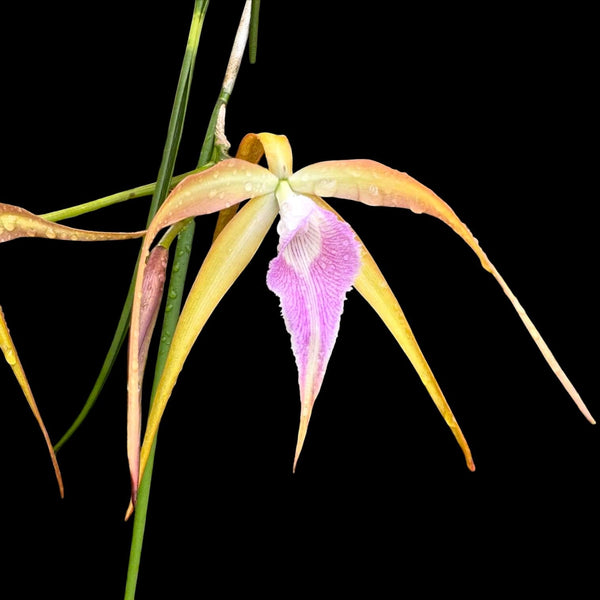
left=309, top=196, right=475, bottom=470
left=136, top=193, right=279, bottom=489
left=0, top=305, right=64, bottom=496
left=126, top=245, right=169, bottom=501
left=290, top=160, right=593, bottom=423
left=127, top=159, right=277, bottom=503
left=0, top=202, right=144, bottom=243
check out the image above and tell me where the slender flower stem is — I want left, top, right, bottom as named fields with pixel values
left=123, top=1, right=210, bottom=597
left=39, top=167, right=209, bottom=224
left=158, top=218, right=194, bottom=250
left=249, top=0, right=261, bottom=64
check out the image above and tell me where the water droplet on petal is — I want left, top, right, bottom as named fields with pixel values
left=244, top=182, right=253, bottom=192
left=0, top=215, right=17, bottom=231
left=315, top=178, right=337, bottom=197
left=4, top=348, right=17, bottom=366
left=45, top=228, right=57, bottom=239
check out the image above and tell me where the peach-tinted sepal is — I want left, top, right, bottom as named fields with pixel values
left=126, top=245, right=170, bottom=497
left=0, top=202, right=144, bottom=243
left=127, top=194, right=278, bottom=515
left=291, top=160, right=594, bottom=424
left=127, top=160, right=278, bottom=503
left=0, top=305, right=64, bottom=496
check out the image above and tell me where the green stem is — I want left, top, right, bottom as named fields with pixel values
left=249, top=0, right=260, bottom=63
left=53, top=280, right=134, bottom=452
left=158, top=218, right=194, bottom=250
left=124, top=220, right=195, bottom=598
left=39, top=167, right=208, bottom=224
left=123, top=2, right=209, bottom=598
left=124, top=1, right=254, bottom=596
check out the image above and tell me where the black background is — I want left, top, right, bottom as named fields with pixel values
left=3, top=2, right=597, bottom=597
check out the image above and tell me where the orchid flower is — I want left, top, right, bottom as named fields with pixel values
left=127, top=132, right=594, bottom=505
left=0, top=201, right=144, bottom=495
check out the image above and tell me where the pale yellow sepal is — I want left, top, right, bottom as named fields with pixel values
left=310, top=196, right=475, bottom=470
left=0, top=305, right=64, bottom=496
left=136, top=193, right=278, bottom=496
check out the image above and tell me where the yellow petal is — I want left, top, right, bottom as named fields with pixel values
left=238, top=132, right=293, bottom=179
left=310, top=196, right=475, bottom=470
left=291, top=160, right=594, bottom=424
left=0, top=305, right=64, bottom=496
left=0, top=202, right=144, bottom=243
left=354, top=248, right=476, bottom=470
left=136, top=193, right=279, bottom=488
left=127, top=159, right=278, bottom=501
left=211, top=133, right=272, bottom=240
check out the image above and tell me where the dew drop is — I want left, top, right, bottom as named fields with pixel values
left=244, top=182, right=253, bottom=192
left=45, top=228, right=57, bottom=239
left=368, top=184, right=379, bottom=195
left=0, top=215, right=17, bottom=231
left=3, top=348, right=17, bottom=366
left=168, top=290, right=177, bottom=299
left=315, top=178, right=337, bottom=197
